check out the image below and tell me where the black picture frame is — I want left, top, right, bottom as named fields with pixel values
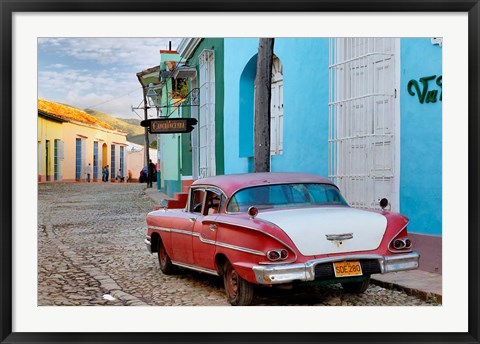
left=1, top=1, right=478, bottom=343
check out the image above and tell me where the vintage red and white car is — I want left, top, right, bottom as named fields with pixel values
left=145, top=172, right=419, bottom=306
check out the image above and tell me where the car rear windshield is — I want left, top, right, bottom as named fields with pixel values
left=226, top=183, right=349, bottom=213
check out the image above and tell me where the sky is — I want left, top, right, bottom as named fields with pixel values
left=38, top=38, right=182, bottom=119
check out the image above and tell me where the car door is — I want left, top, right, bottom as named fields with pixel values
left=170, top=188, right=204, bottom=265
left=193, top=188, right=225, bottom=270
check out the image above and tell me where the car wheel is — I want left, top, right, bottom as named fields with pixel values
left=341, top=276, right=370, bottom=293
left=157, top=238, right=176, bottom=275
left=223, top=260, right=254, bottom=306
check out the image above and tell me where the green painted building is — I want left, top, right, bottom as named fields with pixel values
left=155, top=40, right=225, bottom=196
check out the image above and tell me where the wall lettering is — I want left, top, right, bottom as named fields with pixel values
left=407, top=75, right=442, bottom=104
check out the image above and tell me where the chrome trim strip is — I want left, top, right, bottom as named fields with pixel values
left=214, top=241, right=265, bottom=257
left=206, top=220, right=259, bottom=232
left=149, top=226, right=193, bottom=236
left=149, top=225, right=171, bottom=232
left=150, top=225, right=266, bottom=257
left=257, top=259, right=298, bottom=265
left=197, top=234, right=265, bottom=256
left=171, top=228, right=194, bottom=236
left=211, top=219, right=299, bottom=261
left=188, top=185, right=228, bottom=199
left=198, top=236, right=216, bottom=245
left=171, top=260, right=219, bottom=276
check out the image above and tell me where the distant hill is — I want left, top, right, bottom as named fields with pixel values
left=121, top=118, right=142, bottom=126
left=85, top=109, right=156, bottom=146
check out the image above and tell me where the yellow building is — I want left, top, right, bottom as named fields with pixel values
left=38, top=99, right=127, bottom=182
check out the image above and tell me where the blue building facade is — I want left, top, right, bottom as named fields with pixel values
left=400, top=39, right=442, bottom=237
left=224, top=38, right=330, bottom=176
left=223, top=38, right=442, bottom=273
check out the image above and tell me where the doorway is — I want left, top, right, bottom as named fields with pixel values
left=328, top=38, right=400, bottom=211
left=45, top=140, right=50, bottom=181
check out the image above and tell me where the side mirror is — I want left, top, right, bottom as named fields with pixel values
left=160, top=199, right=168, bottom=210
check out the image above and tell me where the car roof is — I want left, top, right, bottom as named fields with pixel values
left=191, top=172, right=335, bottom=197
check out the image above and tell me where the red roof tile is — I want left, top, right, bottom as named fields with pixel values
left=38, top=99, right=126, bottom=134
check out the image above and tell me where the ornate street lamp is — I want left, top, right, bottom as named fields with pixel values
left=146, top=83, right=161, bottom=117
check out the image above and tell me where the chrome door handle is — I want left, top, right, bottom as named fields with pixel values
left=188, top=218, right=196, bottom=223
left=209, top=224, right=217, bottom=231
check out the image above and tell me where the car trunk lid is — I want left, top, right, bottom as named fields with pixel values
left=256, top=207, right=387, bottom=256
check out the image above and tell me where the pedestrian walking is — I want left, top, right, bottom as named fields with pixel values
left=116, top=169, right=125, bottom=182
left=105, top=165, right=109, bottom=182
left=85, top=163, right=92, bottom=183
left=147, top=159, right=156, bottom=188
left=102, top=166, right=106, bottom=182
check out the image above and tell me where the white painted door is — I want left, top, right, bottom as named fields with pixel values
left=198, top=49, right=216, bottom=178
left=329, top=38, right=399, bottom=211
left=191, top=76, right=199, bottom=180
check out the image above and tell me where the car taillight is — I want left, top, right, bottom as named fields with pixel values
left=393, top=238, right=412, bottom=249
left=389, top=228, right=412, bottom=253
left=266, top=249, right=289, bottom=262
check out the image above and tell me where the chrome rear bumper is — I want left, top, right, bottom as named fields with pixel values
left=252, top=252, right=420, bottom=284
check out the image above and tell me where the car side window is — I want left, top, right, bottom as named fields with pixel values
left=204, top=190, right=225, bottom=216
left=190, top=189, right=206, bottom=214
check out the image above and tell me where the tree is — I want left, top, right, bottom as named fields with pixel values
left=254, top=38, right=274, bottom=173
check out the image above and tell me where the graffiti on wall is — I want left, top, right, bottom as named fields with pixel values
left=407, top=75, right=442, bottom=104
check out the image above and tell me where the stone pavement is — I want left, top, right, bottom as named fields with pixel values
left=371, top=270, right=442, bottom=304
left=144, top=186, right=443, bottom=305
left=144, top=185, right=172, bottom=204
left=38, top=182, right=228, bottom=307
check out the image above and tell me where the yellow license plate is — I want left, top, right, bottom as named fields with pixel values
left=333, top=261, right=363, bottom=277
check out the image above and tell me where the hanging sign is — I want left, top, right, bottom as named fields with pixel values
left=140, top=118, right=198, bottom=134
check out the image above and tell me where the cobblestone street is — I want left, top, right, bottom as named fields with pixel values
left=38, top=182, right=438, bottom=306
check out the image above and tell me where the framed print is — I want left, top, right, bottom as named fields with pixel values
left=1, top=0, right=479, bottom=343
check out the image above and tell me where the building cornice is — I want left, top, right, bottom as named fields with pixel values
left=38, top=110, right=68, bottom=123
left=178, top=38, right=202, bottom=60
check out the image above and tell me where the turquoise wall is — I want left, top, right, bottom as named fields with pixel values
left=400, top=38, right=442, bottom=236
left=159, top=113, right=182, bottom=197
left=224, top=38, right=329, bottom=176
left=159, top=52, right=183, bottom=197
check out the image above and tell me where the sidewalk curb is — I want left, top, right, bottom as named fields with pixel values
left=371, top=277, right=442, bottom=304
